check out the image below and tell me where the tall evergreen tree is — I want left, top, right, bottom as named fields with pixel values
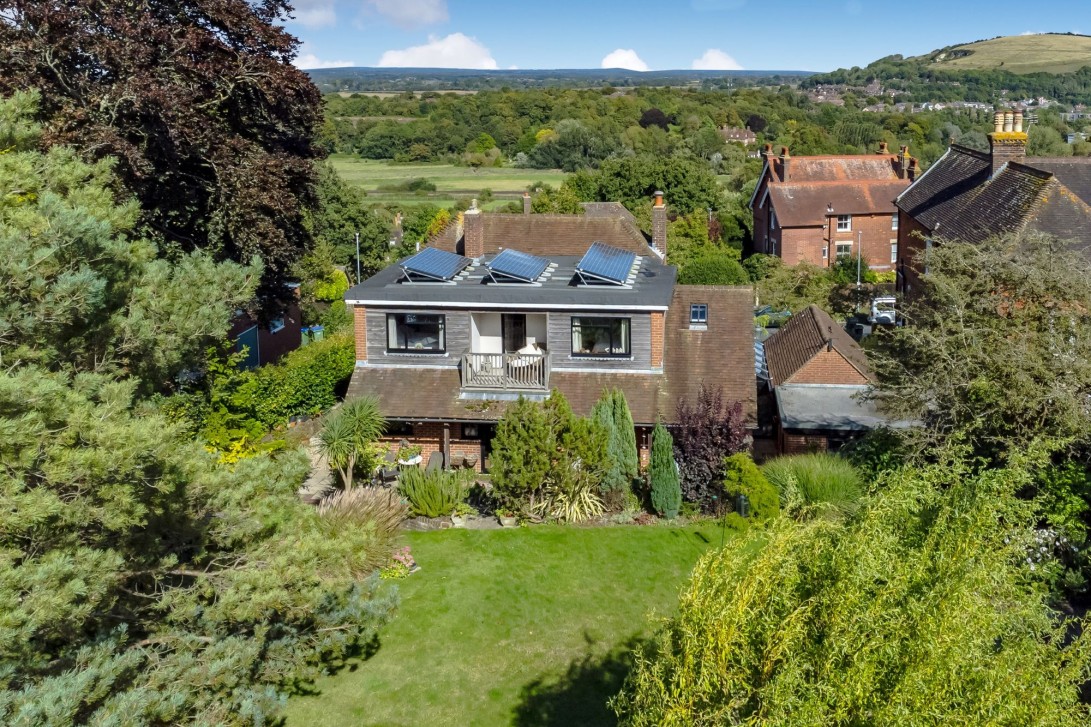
left=649, top=422, right=681, bottom=519
left=611, top=389, right=640, bottom=483
left=592, top=394, right=627, bottom=498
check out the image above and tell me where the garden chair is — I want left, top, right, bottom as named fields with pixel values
left=375, top=448, right=399, bottom=485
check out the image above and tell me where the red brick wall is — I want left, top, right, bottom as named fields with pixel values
left=897, top=212, right=931, bottom=294
left=779, top=213, right=899, bottom=270
left=788, top=350, right=870, bottom=385
left=380, top=422, right=484, bottom=472
left=780, top=431, right=829, bottom=455
left=779, top=226, right=825, bottom=265
left=353, top=305, right=367, bottom=362
left=650, top=312, right=664, bottom=369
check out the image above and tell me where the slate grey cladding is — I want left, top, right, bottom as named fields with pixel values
left=365, top=309, right=469, bottom=367
left=548, top=312, right=652, bottom=371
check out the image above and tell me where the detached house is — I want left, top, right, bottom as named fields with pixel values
left=749, top=143, right=914, bottom=270
left=895, top=110, right=1091, bottom=292
left=343, top=195, right=757, bottom=470
left=761, top=305, right=896, bottom=454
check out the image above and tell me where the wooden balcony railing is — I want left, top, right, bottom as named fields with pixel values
left=461, top=352, right=550, bottom=391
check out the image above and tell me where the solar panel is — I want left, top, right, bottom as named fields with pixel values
left=401, top=247, right=471, bottom=282
left=575, top=242, right=637, bottom=286
left=485, top=248, right=550, bottom=283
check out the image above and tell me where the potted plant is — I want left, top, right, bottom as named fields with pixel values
left=497, top=507, right=518, bottom=528
left=451, top=502, right=478, bottom=528
left=397, top=443, right=423, bottom=466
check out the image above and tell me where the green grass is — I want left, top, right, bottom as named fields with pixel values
left=929, top=34, right=1091, bottom=75
left=285, top=524, right=720, bottom=726
left=329, top=154, right=568, bottom=208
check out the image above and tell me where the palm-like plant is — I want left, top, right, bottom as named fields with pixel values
left=317, top=396, right=387, bottom=489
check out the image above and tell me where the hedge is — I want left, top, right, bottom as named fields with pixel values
left=248, top=333, right=355, bottom=427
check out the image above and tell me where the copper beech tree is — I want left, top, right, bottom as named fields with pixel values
left=0, top=0, right=324, bottom=303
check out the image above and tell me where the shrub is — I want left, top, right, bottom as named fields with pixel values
left=613, top=462, right=1091, bottom=726
left=671, top=385, right=749, bottom=511
left=649, top=422, right=681, bottom=518
left=678, top=249, right=749, bottom=285
left=762, top=453, right=864, bottom=519
left=317, top=487, right=408, bottom=572
left=491, top=391, right=608, bottom=520
left=398, top=467, right=472, bottom=518
left=249, top=333, right=355, bottom=427
left=591, top=389, right=639, bottom=503
left=313, top=268, right=349, bottom=302
left=723, top=453, right=779, bottom=521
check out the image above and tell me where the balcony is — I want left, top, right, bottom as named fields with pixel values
left=461, top=351, right=551, bottom=392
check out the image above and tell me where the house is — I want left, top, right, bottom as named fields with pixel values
left=343, top=194, right=757, bottom=470
left=895, top=110, right=1091, bottom=293
left=720, top=126, right=757, bottom=145
left=228, top=283, right=303, bottom=369
left=760, top=304, right=892, bottom=454
left=749, top=142, right=914, bottom=271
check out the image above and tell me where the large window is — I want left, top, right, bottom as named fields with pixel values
left=837, top=214, right=852, bottom=232
left=836, top=242, right=853, bottom=259
left=571, top=317, right=631, bottom=357
left=386, top=313, right=445, bottom=353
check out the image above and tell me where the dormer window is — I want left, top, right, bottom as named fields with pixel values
left=690, top=304, right=708, bottom=325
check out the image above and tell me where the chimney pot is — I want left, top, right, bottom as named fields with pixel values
left=780, top=146, right=790, bottom=157
left=522, top=190, right=531, bottom=215
left=878, top=141, right=889, bottom=154
left=1014, top=110, right=1024, bottom=133
left=908, top=157, right=919, bottom=182
left=1003, top=111, right=1014, bottom=133
left=994, top=111, right=1005, bottom=133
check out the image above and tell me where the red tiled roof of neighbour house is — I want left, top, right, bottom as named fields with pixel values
left=662, top=285, right=758, bottom=425
left=777, top=155, right=903, bottom=182
left=768, top=179, right=911, bottom=227
left=580, top=202, right=638, bottom=225
left=763, top=304, right=872, bottom=388
left=428, top=213, right=653, bottom=257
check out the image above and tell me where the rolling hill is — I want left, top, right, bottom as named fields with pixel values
left=921, top=33, right=1091, bottom=75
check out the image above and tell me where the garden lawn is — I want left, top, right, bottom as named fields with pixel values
left=285, top=524, right=720, bottom=726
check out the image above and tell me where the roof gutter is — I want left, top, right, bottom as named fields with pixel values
left=345, top=299, right=669, bottom=312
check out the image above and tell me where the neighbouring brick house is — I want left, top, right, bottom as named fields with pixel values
left=895, top=110, right=1091, bottom=293
left=760, top=304, right=892, bottom=454
left=748, top=142, right=914, bottom=270
left=344, top=195, right=757, bottom=471
left=228, top=283, right=303, bottom=369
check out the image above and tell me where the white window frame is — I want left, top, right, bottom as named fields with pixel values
left=268, top=317, right=285, bottom=334
left=891, top=213, right=899, bottom=231
left=835, top=242, right=853, bottom=259
left=890, top=241, right=898, bottom=264
left=822, top=244, right=828, bottom=260
left=836, top=214, right=852, bottom=232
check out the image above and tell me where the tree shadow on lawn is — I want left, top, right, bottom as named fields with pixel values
left=287, top=633, right=383, bottom=697
left=511, top=633, right=646, bottom=727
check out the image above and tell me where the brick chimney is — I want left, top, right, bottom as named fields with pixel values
left=907, top=157, right=918, bottom=182
left=988, top=109, right=1027, bottom=176
left=651, top=191, right=667, bottom=258
left=762, top=143, right=775, bottom=176
left=522, top=190, right=531, bottom=215
left=463, top=199, right=484, bottom=259
left=779, top=146, right=791, bottom=182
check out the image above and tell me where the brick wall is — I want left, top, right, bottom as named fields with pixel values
left=380, top=422, right=484, bottom=472
left=897, top=212, right=931, bottom=294
left=780, top=432, right=829, bottom=455
left=650, top=312, right=664, bottom=369
left=353, top=305, right=367, bottom=362
left=788, top=350, right=870, bottom=385
left=779, top=212, right=899, bottom=270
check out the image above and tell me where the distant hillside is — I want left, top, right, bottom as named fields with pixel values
left=922, top=33, right=1091, bottom=75
left=805, top=33, right=1091, bottom=105
left=305, top=67, right=813, bottom=93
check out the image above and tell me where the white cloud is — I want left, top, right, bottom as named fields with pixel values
left=692, top=49, right=743, bottom=70
left=364, top=0, right=447, bottom=28
left=377, top=33, right=498, bottom=69
left=290, top=0, right=337, bottom=27
left=294, top=44, right=355, bottom=69
left=1021, top=30, right=1045, bottom=35
left=601, top=49, right=649, bottom=72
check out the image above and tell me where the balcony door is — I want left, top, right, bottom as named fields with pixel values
left=502, top=314, right=526, bottom=353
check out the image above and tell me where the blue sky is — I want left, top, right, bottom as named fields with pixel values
left=287, top=0, right=1087, bottom=72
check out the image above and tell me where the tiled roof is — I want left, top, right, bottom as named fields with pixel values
left=762, top=304, right=871, bottom=388
left=895, top=145, right=991, bottom=232
left=781, top=155, right=902, bottom=182
left=897, top=147, right=1091, bottom=245
left=663, top=285, right=757, bottom=424
left=580, top=202, right=638, bottom=225
left=430, top=213, right=653, bottom=257
left=769, top=180, right=909, bottom=227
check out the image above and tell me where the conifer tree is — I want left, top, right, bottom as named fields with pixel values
left=611, top=389, right=640, bottom=482
left=592, top=393, right=627, bottom=498
left=649, top=422, right=681, bottom=518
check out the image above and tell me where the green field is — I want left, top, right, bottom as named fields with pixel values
left=285, top=525, right=720, bottom=726
left=928, top=34, right=1091, bottom=75
left=329, top=154, right=568, bottom=208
